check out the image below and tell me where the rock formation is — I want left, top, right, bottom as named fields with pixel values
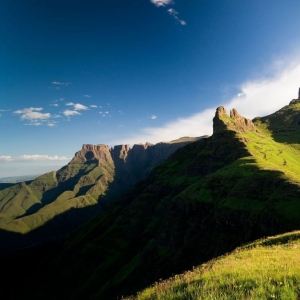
left=213, top=106, right=255, bottom=134
left=70, top=144, right=113, bottom=165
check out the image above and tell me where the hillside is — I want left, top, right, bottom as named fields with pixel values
left=0, top=138, right=197, bottom=252
left=127, top=231, right=300, bottom=299
left=0, top=97, right=300, bottom=299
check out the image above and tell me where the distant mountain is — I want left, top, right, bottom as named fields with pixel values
left=1, top=96, right=300, bottom=299
left=0, top=137, right=200, bottom=251
left=0, top=175, right=40, bottom=184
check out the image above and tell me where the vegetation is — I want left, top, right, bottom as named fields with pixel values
left=0, top=99, right=300, bottom=299
left=128, top=231, right=300, bottom=300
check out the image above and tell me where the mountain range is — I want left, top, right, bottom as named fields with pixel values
left=0, top=95, right=300, bottom=299
left=0, top=136, right=200, bottom=252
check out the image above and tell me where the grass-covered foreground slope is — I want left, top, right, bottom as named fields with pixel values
left=128, top=231, right=300, bottom=300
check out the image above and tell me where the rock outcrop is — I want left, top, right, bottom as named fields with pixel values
left=213, top=106, right=255, bottom=134
left=70, top=144, right=113, bottom=165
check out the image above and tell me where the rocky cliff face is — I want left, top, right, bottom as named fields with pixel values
left=69, top=139, right=199, bottom=185
left=70, top=144, right=113, bottom=164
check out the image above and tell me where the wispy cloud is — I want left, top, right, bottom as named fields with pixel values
left=168, top=8, right=186, bottom=25
left=25, top=122, right=42, bottom=126
left=90, top=105, right=97, bottom=108
left=114, top=53, right=300, bottom=145
left=149, top=115, right=157, bottom=120
left=0, top=155, right=70, bottom=162
left=18, top=155, right=70, bottom=161
left=0, top=156, right=13, bottom=162
left=83, top=95, right=91, bottom=98
left=150, top=0, right=173, bottom=7
left=13, top=107, right=51, bottom=121
left=51, top=81, right=70, bottom=86
left=150, top=0, right=186, bottom=25
left=66, top=102, right=89, bottom=111
left=63, top=110, right=81, bottom=117
left=51, top=103, right=59, bottom=107
left=13, top=107, right=60, bottom=126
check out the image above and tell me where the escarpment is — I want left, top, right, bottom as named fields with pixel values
left=0, top=136, right=199, bottom=251
left=70, top=144, right=113, bottom=164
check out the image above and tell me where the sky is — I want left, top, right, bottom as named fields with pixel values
left=1, top=0, right=300, bottom=177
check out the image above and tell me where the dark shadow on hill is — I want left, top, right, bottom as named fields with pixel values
left=8, top=159, right=299, bottom=300
left=0, top=183, right=16, bottom=190
left=0, top=202, right=101, bottom=254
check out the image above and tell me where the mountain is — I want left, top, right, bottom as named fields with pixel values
left=0, top=137, right=199, bottom=251
left=1, top=96, right=300, bottom=299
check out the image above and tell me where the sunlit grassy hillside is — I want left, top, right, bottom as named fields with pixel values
left=129, top=231, right=300, bottom=300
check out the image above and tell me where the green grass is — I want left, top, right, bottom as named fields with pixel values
left=129, top=231, right=300, bottom=300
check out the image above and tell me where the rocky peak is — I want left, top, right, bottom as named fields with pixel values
left=213, top=106, right=228, bottom=134
left=213, top=106, right=255, bottom=134
left=70, top=144, right=113, bottom=165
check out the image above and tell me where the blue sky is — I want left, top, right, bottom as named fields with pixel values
left=1, top=0, right=300, bottom=177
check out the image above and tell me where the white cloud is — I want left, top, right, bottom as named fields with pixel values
left=150, top=115, right=157, bottom=119
left=168, top=8, right=186, bottom=25
left=25, top=122, right=42, bottom=126
left=90, top=105, right=97, bottom=108
left=167, top=8, right=178, bottom=16
left=66, top=102, right=89, bottom=111
left=18, top=155, right=70, bottom=161
left=51, top=81, right=70, bottom=86
left=114, top=54, right=300, bottom=145
left=0, top=156, right=13, bottom=162
left=74, top=103, right=88, bottom=110
left=63, top=110, right=81, bottom=117
left=83, top=95, right=91, bottom=98
left=51, top=103, right=59, bottom=107
left=13, top=107, right=51, bottom=121
left=150, top=0, right=173, bottom=7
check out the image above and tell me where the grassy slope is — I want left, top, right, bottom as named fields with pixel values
left=129, top=231, right=300, bottom=300
left=0, top=161, right=113, bottom=236
left=126, top=101, right=300, bottom=299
